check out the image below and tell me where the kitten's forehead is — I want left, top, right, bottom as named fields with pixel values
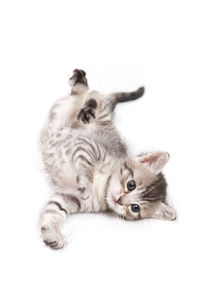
left=141, top=173, right=167, bottom=203
left=133, top=160, right=156, bottom=184
left=119, top=159, right=155, bottom=187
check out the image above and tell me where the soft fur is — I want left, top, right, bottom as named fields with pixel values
left=40, top=69, right=176, bottom=250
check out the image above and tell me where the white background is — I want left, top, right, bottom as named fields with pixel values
left=0, top=0, right=200, bottom=299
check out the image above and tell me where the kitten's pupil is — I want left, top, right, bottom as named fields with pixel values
left=131, top=204, right=140, bottom=213
left=127, top=180, right=136, bottom=191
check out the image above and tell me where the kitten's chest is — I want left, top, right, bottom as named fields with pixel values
left=78, top=170, right=109, bottom=213
left=89, top=160, right=114, bottom=209
left=93, top=171, right=109, bottom=207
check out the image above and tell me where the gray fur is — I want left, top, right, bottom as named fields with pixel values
left=40, top=69, right=176, bottom=249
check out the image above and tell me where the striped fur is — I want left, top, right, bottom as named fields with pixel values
left=40, top=69, right=175, bottom=249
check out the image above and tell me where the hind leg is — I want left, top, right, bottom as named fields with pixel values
left=77, top=86, right=145, bottom=125
left=77, top=99, right=97, bottom=124
left=47, top=69, right=89, bottom=130
left=69, top=69, right=89, bottom=95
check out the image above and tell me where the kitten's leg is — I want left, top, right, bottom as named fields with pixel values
left=77, top=98, right=97, bottom=124
left=71, top=135, right=99, bottom=200
left=69, top=69, right=89, bottom=95
left=40, top=193, right=80, bottom=249
left=73, top=153, right=96, bottom=200
left=77, top=87, right=145, bottom=124
left=44, top=69, right=89, bottom=131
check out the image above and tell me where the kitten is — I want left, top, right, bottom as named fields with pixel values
left=40, top=69, right=176, bottom=250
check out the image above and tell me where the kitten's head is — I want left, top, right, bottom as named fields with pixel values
left=106, top=152, right=176, bottom=221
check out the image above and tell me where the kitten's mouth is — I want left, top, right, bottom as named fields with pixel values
left=112, top=196, right=119, bottom=205
left=110, top=195, right=126, bottom=216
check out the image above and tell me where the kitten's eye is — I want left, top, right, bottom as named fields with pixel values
left=131, top=204, right=140, bottom=213
left=127, top=180, right=136, bottom=191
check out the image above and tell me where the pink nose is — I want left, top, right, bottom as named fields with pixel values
left=117, top=197, right=123, bottom=205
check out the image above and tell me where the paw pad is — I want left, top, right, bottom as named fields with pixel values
left=78, top=107, right=96, bottom=124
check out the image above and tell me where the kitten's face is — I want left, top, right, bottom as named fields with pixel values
left=106, top=152, right=176, bottom=221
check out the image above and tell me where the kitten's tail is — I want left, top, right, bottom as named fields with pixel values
left=113, top=87, right=145, bottom=104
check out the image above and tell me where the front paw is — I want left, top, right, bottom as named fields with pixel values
left=41, top=227, right=66, bottom=250
left=78, top=186, right=90, bottom=200
left=78, top=107, right=96, bottom=124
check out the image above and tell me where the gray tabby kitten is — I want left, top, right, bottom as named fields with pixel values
left=40, top=69, right=176, bottom=250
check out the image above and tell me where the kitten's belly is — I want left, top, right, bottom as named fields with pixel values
left=50, top=157, right=107, bottom=212
left=52, top=158, right=77, bottom=193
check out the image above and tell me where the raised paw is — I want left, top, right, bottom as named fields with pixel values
left=41, top=227, right=66, bottom=250
left=69, top=69, right=88, bottom=87
left=77, top=107, right=96, bottom=124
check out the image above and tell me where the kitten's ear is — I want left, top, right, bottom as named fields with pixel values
left=139, top=152, right=170, bottom=174
left=153, top=202, right=176, bottom=221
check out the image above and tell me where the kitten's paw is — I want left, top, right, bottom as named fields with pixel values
left=78, top=186, right=90, bottom=200
left=41, top=227, right=66, bottom=250
left=78, top=107, right=96, bottom=124
left=69, top=69, right=88, bottom=86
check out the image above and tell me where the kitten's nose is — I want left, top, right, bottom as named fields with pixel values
left=117, top=197, right=123, bottom=205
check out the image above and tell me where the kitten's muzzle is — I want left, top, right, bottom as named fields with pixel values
left=117, top=197, right=123, bottom=205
